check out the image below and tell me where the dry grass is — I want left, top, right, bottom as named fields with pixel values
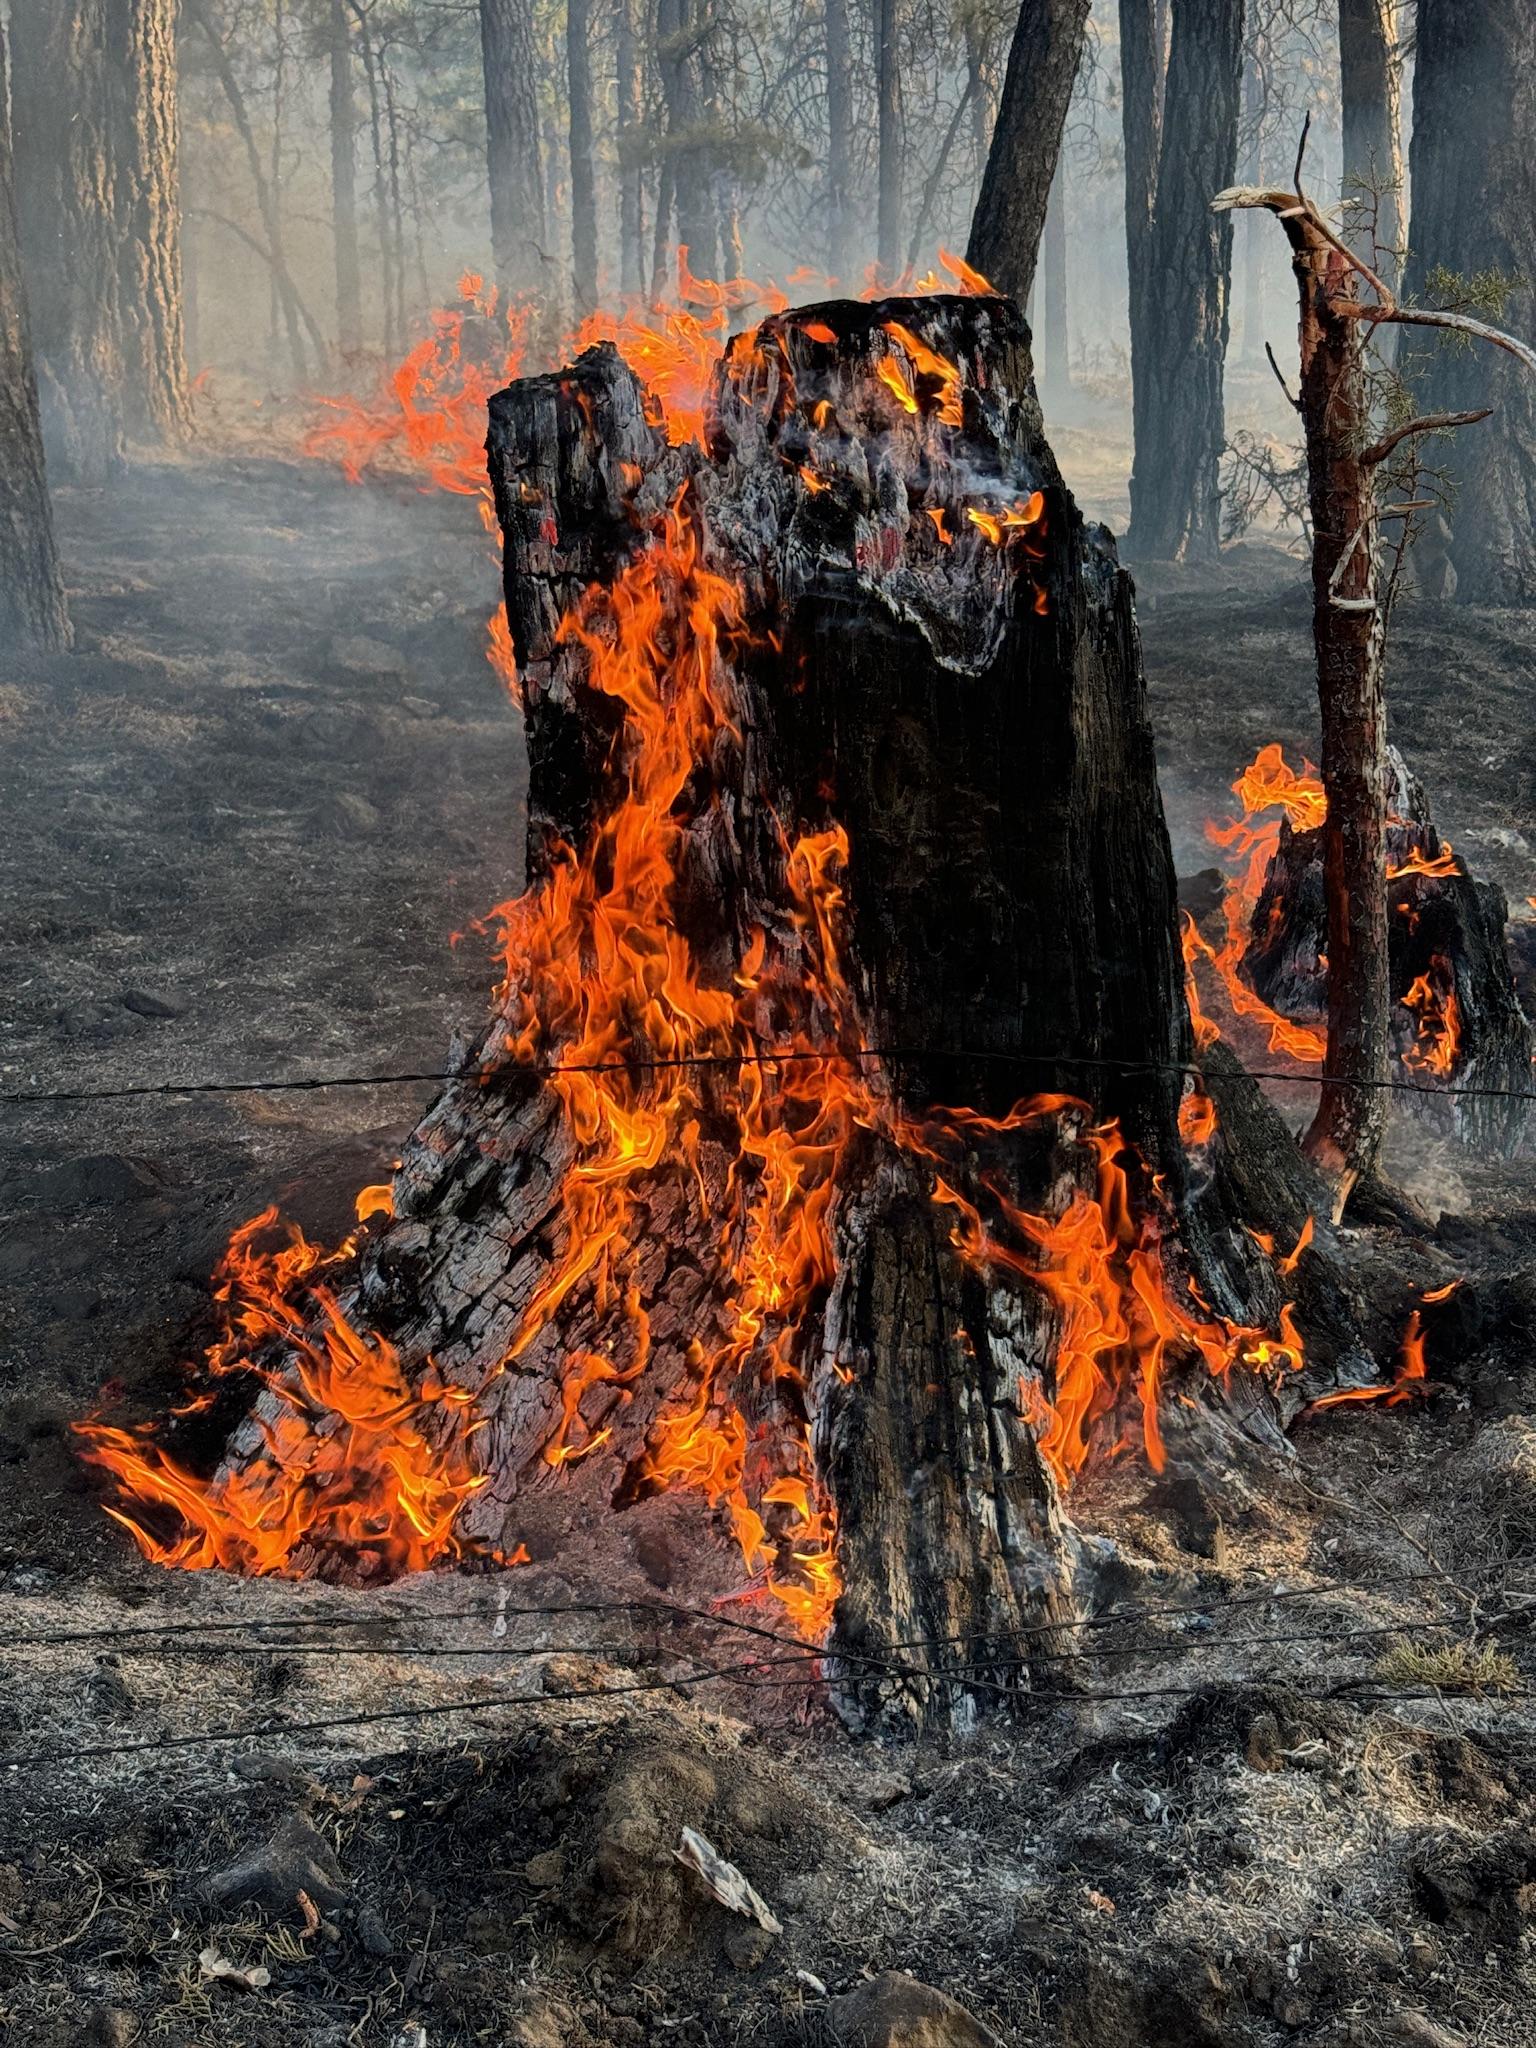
left=1374, top=1637, right=1522, bottom=1696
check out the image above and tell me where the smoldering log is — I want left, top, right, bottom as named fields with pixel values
left=1242, top=749, right=1532, bottom=1153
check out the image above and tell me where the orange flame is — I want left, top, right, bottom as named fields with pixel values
left=1400, top=954, right=1463, bottom=1078
left=1304, top=1301, right=1433, bottom=1414
left=1184, top=745, right=1328, bottom=1065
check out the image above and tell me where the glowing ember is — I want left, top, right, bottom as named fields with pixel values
left=1304, top=1296, right=1439, bottom=1414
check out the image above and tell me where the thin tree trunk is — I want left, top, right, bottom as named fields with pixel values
left=10, top=0, right=127, bottom=483
left=1041, top=162, right=1069, bottom=386
left=1120, top=0, right=1163, bottom=513
left=187, top=0, right=317, bottom=379
left=961, top=8, right=992, bottom=178
left=967, top=0, right=1089, bottom=307
left=1400, top=0, right=1536, bottom=605
left=329, top=0, right=362, bottom=353
left=658, top=0, right=714, bottom=283
left=824, top=0, right=854, bottom=279
left=874, top=0, right=902, bottom=280
left=1239, top=45, right=1265, bottom=362
left=568, top=0, right=597, bottom=310
left=1338, top=0, right=1401, bottom=285
left=380, top=46, right=408, bottom=349
left=1125, top=0, right=1245, bottom=562
left=353, top=5, right=397, bottom=356
left=479, top=0, right=546, bottom=298
left=616, top=0, right=644, bottom=296
left=0, top=21, right=72, bottom=649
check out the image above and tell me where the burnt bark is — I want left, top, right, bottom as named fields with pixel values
left=479, top=0, right=547, bottom=298
left=329, top=0, right=362, bottom=354
left=967, top=0, right=1089, bottom=309
left=1400, top=0, right=1536, bottom=605
left=1125, top=0, right=1244, bottom=561
left=0, top=21, right=72, bottom=651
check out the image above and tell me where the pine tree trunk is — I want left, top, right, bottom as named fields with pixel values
left=966, top=0, right=1089, bottom=308
left=479, top=0, right=547, bottom=298
left=616, top=0, right=644, bottom=297
left=657, top=0, right=714, bottom=283
left=1119, top=0, right=1163, bottom=505
left=9, top=0, right=128, bottom=484
left=330, top=0, right=362, bottom=353
left=567, top=0, right=597, bottom=311
left=0, top=21, right=72, bottom=650
left=111, top=0, right=190, bottom=444
left=1400, top=0, right=1536, bottom=605
left=874, top=0, right=902, bottom=280
left=1126, top=0, right=1244, bottom=561
left=824, top=0, right=854, bottom=279
left=1338, top=0, right=1402, bottom=285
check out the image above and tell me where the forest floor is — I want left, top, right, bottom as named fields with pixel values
left=2, top=418, right=1535, bottom=2048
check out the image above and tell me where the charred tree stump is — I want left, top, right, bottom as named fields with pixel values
left=84, top=295, right=1376, bottom=1728
left=1243, top=750, right=1532, bottom=1153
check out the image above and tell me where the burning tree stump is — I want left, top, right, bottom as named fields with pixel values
left=83, top=295, right=1368, bottom=1727
left=1242, top=750, right=1532, bottom=1153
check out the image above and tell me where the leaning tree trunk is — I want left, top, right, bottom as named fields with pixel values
left=1400, top=0, right=1536, bottom=605
left=479, top=0, right=547, bottom=299
left=1120, top=0, right=1164, bottom=501
left=1125, top=0, right=1244, bottom=562
left=0, top=22, right=72, bottom=651
left=873, top=0, right=902, bottom=280
left=567, top=0, right=597, bottom=312
left=82, top=294, right=1371, bottom=1728
left=9, top=0, right=128, bottom=484
left=966, top=0, right=1090, bottom=309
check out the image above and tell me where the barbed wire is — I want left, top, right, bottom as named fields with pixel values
left=4, top=1040, right=1535, bottom=1107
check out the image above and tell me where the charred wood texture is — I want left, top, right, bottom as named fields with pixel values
left=1401, top=0, right=1536, bottom=605
left=176, top=297, right=1363, bottom=1729
left=1124, top=0, right=1244, bottom=562
left=967, top=0, right=1090, bottom=309
left=0, top=21, right=71, bottom=651
left=1244, top=753, right=1532, bottom=1154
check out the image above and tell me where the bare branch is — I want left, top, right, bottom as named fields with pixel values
left=1361, top=409, right=1495, bottom=467
left=1265, top=340, right=1301, bottom=412
left=1352, top=303, right=1536, bottom=379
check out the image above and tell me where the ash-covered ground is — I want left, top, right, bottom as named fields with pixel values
left=2, top=429, right=1535, bottom=2048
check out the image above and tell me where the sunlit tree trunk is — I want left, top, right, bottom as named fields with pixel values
left=1400, top=0, right=1536, bottom=605
left=967, top=0, right=1089, bottom=307
left=329, top=0, right=362, bottom=353
left=1125, top=0, right=1244, bottom=561
left=0, top=20, right=72, bottom=649
left=479, top=0, right=546, bottom=298
left=874, top=0, right=902, bottom=280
